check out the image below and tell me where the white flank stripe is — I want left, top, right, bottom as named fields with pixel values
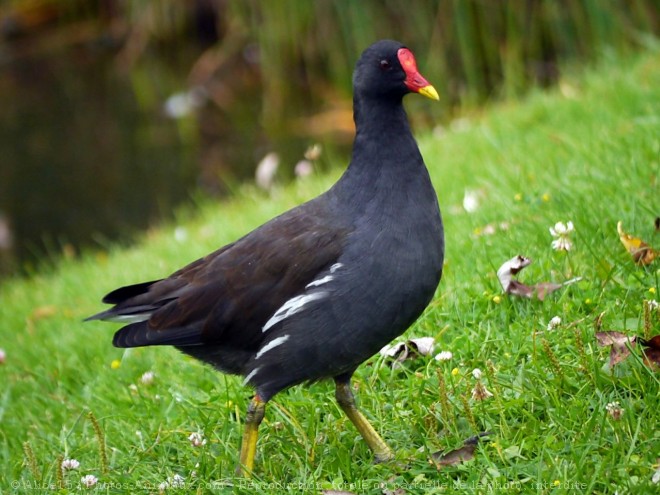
left=306, top=275, right=333, bottom=288
left=255, top=335, right=290, bottom=360
left=243, top=367, right=261, bottom=386
left=262, top=292, right=327, bottom=332
left=104, top=314, right=151, bottom=324
left=305, top=263, right=343, bottom=288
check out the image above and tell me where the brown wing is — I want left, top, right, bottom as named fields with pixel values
left=90, top=203, right=350, bottom=351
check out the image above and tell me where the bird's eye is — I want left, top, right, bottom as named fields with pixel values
left=379, top=59, right=391, bottom=70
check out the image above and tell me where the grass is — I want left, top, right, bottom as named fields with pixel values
left=1, top=50, right=659, bottom=494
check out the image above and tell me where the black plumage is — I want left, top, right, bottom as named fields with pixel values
left=87, top=39, right=444, bottom=474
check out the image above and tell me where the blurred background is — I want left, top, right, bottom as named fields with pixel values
left=0, top=0, right=657, bottom=277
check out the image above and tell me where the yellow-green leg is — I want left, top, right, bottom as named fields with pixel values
left=334, top=378, right=394, bottom=463
left=236, top=395, right=266, bottom=476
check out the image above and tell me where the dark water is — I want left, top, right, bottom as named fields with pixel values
left=0, top=47, right=199, bottom=274
left=0, top=40, right=346, bottom=277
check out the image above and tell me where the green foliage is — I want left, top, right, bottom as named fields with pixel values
left=203, top=0, right=658, bottom=113
left=32, top=1, right=657, bottom=123
left=0, top=50, right=659, bottom=493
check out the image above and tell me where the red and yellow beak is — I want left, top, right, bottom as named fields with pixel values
left=397, top=48, right=439, bottom=101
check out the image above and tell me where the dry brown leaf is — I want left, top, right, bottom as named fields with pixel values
left=431, top=433, right=490, bottom=469
left=639, top=335, right=660, bottom=370
left=26, top=305, right=59, bottom=335
left=617, top=221, right=657, bottom=265
left=432, top=444, right=476, bottom=467
left=379, top=337, right=435, bottom=368
left=497, top=255, right=580, bottom=301
left=29, top=305, right=58, bottom=320
left=595, top=331, right=637, bottom=367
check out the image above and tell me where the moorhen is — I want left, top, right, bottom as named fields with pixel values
left=87, top=39, right=444, bottom=475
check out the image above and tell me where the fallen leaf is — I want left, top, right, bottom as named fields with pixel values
left=26, top=305, right=59, bottom=335
left=497, top=255, right=581, bottom=300
left=255, top=152, right=279, bottom=191
left=617, top=221, right=657, bottom=265
left=471, top=381, right=494, bottom=400
left=304, top=143, right=322, bottom=161
left=639, top=335, right=660, bottom=369
left=433, top=444, right=475, bottom=467
left=431, top=432, right=491, bottom=469
left=595, top=331, right=637, bottom=367
left=380, top=337, right=435, bottom=368
left=29, top=305, right=58, bottom=320
left=640, top=335, right=660, bottom=348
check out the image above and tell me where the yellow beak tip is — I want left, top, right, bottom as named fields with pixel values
left=418, top=85, right=440, bottom=101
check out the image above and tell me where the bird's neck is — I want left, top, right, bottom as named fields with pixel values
left=328, top=96, right=430, bottom=210
left=351, top=95, right=411, bottom=144
left=348, top=96, right=422, bottom=178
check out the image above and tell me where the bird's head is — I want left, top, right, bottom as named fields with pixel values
left=353, top=39, right=439, bottom=102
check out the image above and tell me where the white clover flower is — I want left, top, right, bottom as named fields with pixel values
left=61, top=458, right=80, bottom=470
left=434, top=351, right=453, bottom=361
left=471, top=382, right=494, bottom=400
left=80, top=475, right=98, bottom=488
left=188, top=432, right=207, bottom=447
left=140, top=371, right=155, bottom=385
left=550, top=221, right=574, bottom=236
left=304, top=143, right=322, bottom=161
left=551, top=237, right=573, bottom=251
left=549, top=221, right=575, bottom=251
left=163, top=87, right=207, bottom=119
left=159, top=474, right=186, bottom=492
left=606, top=401, right=624, bottom=420
left=648, top=299, right=659, bottom=310
left=547, top=316, right=562, bottom=331
left=472, top=368, right=483, bottom=379
left=255, top=152, right=279, bottom=191
left=462, top=189, right=480, bottom=213
left=174, top=227, right=188, bottom=243
left=294, top=160, right=314, bottom=178
left=169, top=474, right=185, bottom=488
left=482, top=223, right=496, bottom=235
left=0, top=348, right=5, bottom=364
